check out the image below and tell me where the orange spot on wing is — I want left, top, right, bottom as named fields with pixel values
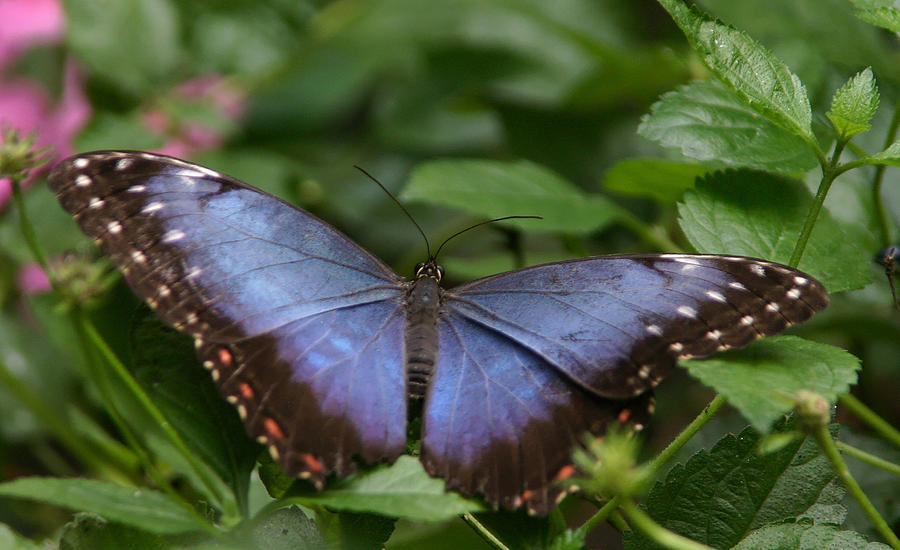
left=264, top=417, right=284, bottom=439
left=301, top=453, right=325, bottom=475
left=218, top=348, right=233, bottom=366
left=617, top=408, right=633, bottom=424
left=239, top=382, right=254, bottom=399
left=552, top=464, right=576, bottom=483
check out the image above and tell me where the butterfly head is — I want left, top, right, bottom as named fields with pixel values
left=415, top=260, right=444, bottom=282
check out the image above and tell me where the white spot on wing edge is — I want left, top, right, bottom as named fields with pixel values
left=116, top=158, right=134, bottom=170
left=73, top=158, right=89, bottom=169
left=787, top=288, right=802, bottom=299
left=75, top=174, right=91, bottom=187
left=142, top=201, right=164, bottom=214
left=676, top=305, right=697, bottom=318
left=749, top=264, right=766, bottom=277
left=645, top=324, right=663, bottom=337
left=107, top=221, right=122, bottom=234
left=705, top=290, right=727, bottom=303
left=161, top=229, right=186, bottom=243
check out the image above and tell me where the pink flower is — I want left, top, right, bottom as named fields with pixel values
left=0, top=0, right=65, bottom=68
left=0, top=61, right=91, bottom=209
left=144, top=74, right=245, bottom=158
left=17, top=262, right=51, bottom=294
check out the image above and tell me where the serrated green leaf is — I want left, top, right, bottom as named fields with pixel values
left=0, top=478, right=206, bottom=534
left=849, top=0, right=900, bottom=33
left=827, top=68, right=879, bottom=139
left=248, top=508, right=327, bottom=550
left=291, top=456, right=484, bottom=521
left=657, top=0, right=813, bottom=142
left=733, top=521, right=892, bottom=550
left=683, top=337, right=860, bottom=431
left=862, top=140, right=900, bottom=167
left=624, top=425, right=844, bottom=550
left=602, top=159, right=707, bottom=203
left=677, top=170, right=872, bottom=292
left=401, top=159, right=623, bottom=234
left=638, top=80, right=817, bottom=173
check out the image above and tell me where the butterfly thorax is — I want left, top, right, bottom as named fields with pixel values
left=405, top=263, right=443, bottom=398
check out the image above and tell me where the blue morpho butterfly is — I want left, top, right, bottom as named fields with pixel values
left=49, top=151, right=829, bottom=514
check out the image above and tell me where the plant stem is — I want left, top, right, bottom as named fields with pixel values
left=812, top=424, right=900, bottom=549
left=648, top=394, right=727, bottom=472
left=79, top=314, right=228, bottom=510
left=789, top=140, right=846, bottom=268
left=839, top=393, right=900, bottom=450
left=10, top=175, right=58, bottom=293
left=871, top=92, right=900, bottom=246
left=617, top=210, right=683, bottom=252
left=577, top=395, right=726, bottom=538
left=836, top=441, right=900, bottom=476
left=619, top=499, right=714, bottom=550
left=461, top=513, right=512, bottom=550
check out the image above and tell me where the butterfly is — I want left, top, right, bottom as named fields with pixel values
left=48, top=151, right=829, bottom=514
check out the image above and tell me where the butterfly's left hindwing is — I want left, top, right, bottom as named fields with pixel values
left=421, top=312, right=652, bottom=514
left=49, top=151, right=409, bottom=480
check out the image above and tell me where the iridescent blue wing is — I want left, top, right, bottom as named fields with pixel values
left=444, top=255, right=828, bottom=399
left=420, top=255, right=827, bottom=510
left=49, top=151, right=409, bottom=482
left=421, top=312, right=652, bottom=514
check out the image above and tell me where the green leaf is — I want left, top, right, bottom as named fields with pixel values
left=862, top=140, right=900, bottom=167
left=292, top=456, right=484, bottom=521
left=247, top=508, right=327, bottom=550
left=64, top=0, right=181, bottom=94
left=130, top=308, right=259, bottom=511
left=656, top=0, right=814, bottom=142
left=624, top=425, right=844, bottom=550
left=58, top=513, right=191, bottom=550
left=827, top=68, right=879, bottom=139
left=0, top=523, right=42, bottom=550
left=338, top=512, right=396, bottom=550
left=402, top=159, right=623, bottom=234
left=677, top=170, right=872, bottom=292
left=849, top=0, right=900, bottom=33
left=638, top=80, right=817, bottom=173
left=733, top=521, right=892, bottom=550
left=683, top=337, right=860, bottom=431
left=602, top=159, right=707, bottom=204
left=0, top=478, right=206, bottom=534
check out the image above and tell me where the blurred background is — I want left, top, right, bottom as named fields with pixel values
left=1, top=0, right=899, bottom=547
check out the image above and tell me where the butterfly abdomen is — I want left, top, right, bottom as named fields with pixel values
left=405, top=276, right=442, bottom=398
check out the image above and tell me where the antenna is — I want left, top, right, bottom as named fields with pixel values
left=353, top=165, right=542, bottom=261
left=432, top=215, right=542, bottom=260
left=354, top=165, right=433, bottom=259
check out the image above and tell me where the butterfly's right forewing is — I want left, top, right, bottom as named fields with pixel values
left=49, top=151, right=410, bottom=481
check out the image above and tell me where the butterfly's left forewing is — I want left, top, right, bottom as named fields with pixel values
left=49, top=151, right=409, bottom=481
left=444, top=255, right=828, bottom=399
